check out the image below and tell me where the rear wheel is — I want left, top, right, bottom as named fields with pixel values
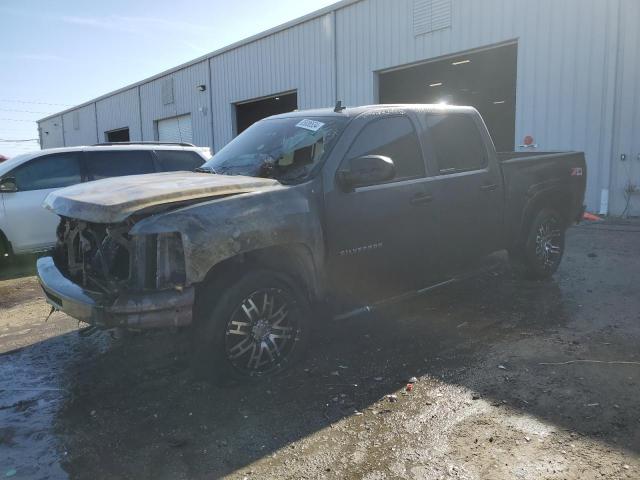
left=510, top=208, right=565, bottom=279
left=192, top=270, right=311, bottom=382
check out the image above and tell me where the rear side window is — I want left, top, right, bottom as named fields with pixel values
left=426, top=114, right=487, bottom=174
left=155, top=150, right=205, bottom=172
left=346, top=116, right=425, bottom=181
left=12, top=153, right=81, bottom=191
left=85, top=151, right=155, bottom=180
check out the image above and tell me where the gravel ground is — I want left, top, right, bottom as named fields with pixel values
left=0, top=221, right=639, bottom=480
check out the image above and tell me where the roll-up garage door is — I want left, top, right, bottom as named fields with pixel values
left=157, top=114, right=193, bottom=143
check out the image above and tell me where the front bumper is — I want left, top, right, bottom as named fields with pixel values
left=37, top=256, right=194, bottom=329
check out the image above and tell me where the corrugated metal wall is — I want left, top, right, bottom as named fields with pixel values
left=95, top=87, right=142, bottom=142
left=37, top=0, right=639, bottom=214
left=62, top=103, right=97, bottom=146
left=334, top=0, right=621, bottom=212
left=609, top=0, right=640, bottom=216
left=140, top=60, right=212, bottom=147
left=38, top=116, right=64, bottom=149
left=209, top=13, right=335, bottom=151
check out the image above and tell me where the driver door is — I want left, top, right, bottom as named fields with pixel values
left=323, top=114, right=441, bottom=305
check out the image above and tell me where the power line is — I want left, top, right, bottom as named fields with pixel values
left=0, top=99, right=73, bottom=107
left=0, top=139, right=39, bottom=142
left=0, top=118, right=38, bottom=123
left=0, top=108, right=56, bottom=114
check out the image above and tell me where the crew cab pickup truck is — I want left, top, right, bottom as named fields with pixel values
left=37, top=105, right=586, bottom=380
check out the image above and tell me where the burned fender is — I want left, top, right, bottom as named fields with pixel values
left=129, top=182, right=325, bottom=289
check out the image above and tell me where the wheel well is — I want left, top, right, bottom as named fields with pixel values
left=0, top=229, right=12, bottom=257
left=198, top=244, right=322, bottom=304
left=516, top=190, right=573, bottom=247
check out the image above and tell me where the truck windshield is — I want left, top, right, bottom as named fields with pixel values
left=200, top=116, right=348, bottom=183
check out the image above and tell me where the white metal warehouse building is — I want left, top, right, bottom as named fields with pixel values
left=37, top=0, right=640, bottom=216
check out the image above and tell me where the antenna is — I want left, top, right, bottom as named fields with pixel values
left=334, top=100, right=346, bottom=113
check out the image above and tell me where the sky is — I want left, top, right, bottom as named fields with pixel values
left=0, top=0, right=337, bottom=158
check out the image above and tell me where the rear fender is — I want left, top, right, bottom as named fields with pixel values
left=515, top=186, right=572, bottom=248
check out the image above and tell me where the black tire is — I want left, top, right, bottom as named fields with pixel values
left=192, top=269, right=311, bottom=382
left=0, top=234, right=11, bottom=268
left=509, top=208, right=566, bottom=280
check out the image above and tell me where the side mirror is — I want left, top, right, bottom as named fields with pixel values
left=0, top=177, right=17, bottom=193
left=337, top=155, right=396, bottom=190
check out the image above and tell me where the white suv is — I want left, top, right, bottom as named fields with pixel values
left=0, top=143, right=211, bottom=257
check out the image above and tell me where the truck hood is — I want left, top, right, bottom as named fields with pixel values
left=43, top=171, right=280, bottom=223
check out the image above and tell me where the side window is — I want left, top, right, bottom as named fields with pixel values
left=346, top=116, right=425, bottom=181
left=426, top=114, right=487, bottom=174
left=85, top=151, right=154, bottom=180
left=155, top=150, right=205, bottom=172
left=12, top=153, right=81, bottom=191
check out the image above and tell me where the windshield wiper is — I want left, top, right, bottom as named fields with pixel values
left=195, top=166, right=217, bottom=174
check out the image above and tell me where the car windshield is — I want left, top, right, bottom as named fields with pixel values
left=200, top=116, right=348, bottom=183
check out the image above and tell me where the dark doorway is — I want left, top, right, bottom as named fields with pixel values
left=235, top=92, right=298, bottom=135
left=379, top=43, right=517, bottom=151
left=105, top=127, right=130, bottom=143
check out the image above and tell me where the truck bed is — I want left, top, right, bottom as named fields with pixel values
left=497, top=151, right=587, bottom=246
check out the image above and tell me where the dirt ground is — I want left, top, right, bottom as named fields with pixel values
left=0, top=221, right=639, bottom=480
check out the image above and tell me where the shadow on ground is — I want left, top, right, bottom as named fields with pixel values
left=0, top=254, right=39, bottom=282
left=1, top=224, right=638, bottom=479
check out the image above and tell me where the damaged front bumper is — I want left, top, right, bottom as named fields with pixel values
left=37, top=256, right=194, bottom=329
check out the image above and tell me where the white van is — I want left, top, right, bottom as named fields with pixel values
left=0, top=143, right=211, bottom=257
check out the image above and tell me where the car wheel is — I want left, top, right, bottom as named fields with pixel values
left=192, top=269, right=311, bottom=382
left=510, top=208, right=566, bottom=279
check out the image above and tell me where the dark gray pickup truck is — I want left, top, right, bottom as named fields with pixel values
left=37, top=104, right=586, bottom=379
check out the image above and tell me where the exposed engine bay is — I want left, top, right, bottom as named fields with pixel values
left=54, top=217, right=186, bottom=296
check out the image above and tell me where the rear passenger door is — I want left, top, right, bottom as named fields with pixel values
left=83, top=150, right=156, bottom=181
left=420, top=112, right=504, bottom=273
left=324, top=114, right=441, bottom=304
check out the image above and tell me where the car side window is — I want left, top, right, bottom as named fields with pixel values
left=345, top=116, right=425, bottom=182
left=155, top=150, right=205, bottom=172
left=12, top=153, right=82, bottom=191
left=426, top=114, right=487, bottom=174
left=84, top=151, right=155, bottom=180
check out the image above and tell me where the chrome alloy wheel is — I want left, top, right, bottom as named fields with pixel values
left=534, top=217, right=562, bottom=268
left=224, top=288, right=301, bottom=376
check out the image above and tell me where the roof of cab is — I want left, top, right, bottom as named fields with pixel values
left=269, top=103, right=479, bottom=120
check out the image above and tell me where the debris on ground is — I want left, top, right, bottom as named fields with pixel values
left=406, top=383, right=414, bottom=392
left=386, top=394, right=398, bottom=402
left=408, top=376, right=418, bottom=383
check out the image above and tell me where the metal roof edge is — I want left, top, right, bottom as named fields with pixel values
left=38, top=0, right=362, bottom=123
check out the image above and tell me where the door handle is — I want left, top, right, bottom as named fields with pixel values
left=480, top=184, right=498, bottom=192
left=410, top=192, right=434, bottom=205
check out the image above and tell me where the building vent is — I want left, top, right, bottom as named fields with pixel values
left=413, top=0, right=452, bottom=36
left=161, top=77, right=174, bottom=105
left=72, top=111, right=80, bottom=130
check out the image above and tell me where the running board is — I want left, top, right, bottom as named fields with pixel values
left=332, top=260, right=501, bottom=322
left=333, top=278, right=456, bottom=321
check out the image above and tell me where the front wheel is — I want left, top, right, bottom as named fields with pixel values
left=192, top=270, right=311, bottom=382
left=510, top=208, right=566, bottom=279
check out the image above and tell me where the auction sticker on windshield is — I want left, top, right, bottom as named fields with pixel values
left=296, top=119, right=325, bottom=132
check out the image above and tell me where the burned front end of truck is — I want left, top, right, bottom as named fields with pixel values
left=39, top=216, right=194, bottom=329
